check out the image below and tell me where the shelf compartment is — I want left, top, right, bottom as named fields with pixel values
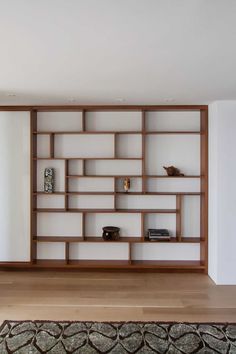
left=85, top=160, right=142, bottom=176
left=37, top=213, right=83, bottom=238
left=85, top=213, right=141, bottom=239
left=146, top=134, right=200, bottom=177
left=147, top=177, right=201, bottom=194
left=69, top=195, right=114, bottom=210
left=68, top=177, right=114, bottom=193
left=115, top=134, right=142, bottom=159
left=37, top=194, right=65, bottom=209
left=37, top=111, right=83, bottom=132
left=116, top=195, right=175, bottom=210
left=145, top=111, right=201, bottom=132
left=85, top=111, right=142, bottom=132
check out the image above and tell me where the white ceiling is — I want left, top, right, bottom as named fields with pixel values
left=0, top=0, right=236, bottom=105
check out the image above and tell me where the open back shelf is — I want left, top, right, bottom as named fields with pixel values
left=30, top=106, right=208, bottom=272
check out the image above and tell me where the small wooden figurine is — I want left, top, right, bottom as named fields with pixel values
left=123, top=177, right=130, bottom=192
left=163, top=166, right=184, bottom=177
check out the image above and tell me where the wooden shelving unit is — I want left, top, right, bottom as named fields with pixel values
left=29, top=106, right=208, bottom=272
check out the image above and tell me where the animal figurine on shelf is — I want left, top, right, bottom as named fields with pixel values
left=123, top=177, right=131, bottom=193
left=163, top=166, right=184, bottom=177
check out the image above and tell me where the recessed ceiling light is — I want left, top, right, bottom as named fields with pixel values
left=7, top=93, right=16, bottom=97
left=67, top=97, right=76, bottom=103
left=115, top=98, right=125, bottom=103
left=164, top=98, right=175, bottom=103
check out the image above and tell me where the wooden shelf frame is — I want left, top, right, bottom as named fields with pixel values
left=28, top=105, right=208, bottom=272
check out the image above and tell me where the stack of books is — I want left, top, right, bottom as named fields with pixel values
left=146, top=229, right=170, bottom=241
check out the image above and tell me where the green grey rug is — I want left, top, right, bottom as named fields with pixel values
left=0, top=321, right=236, bottom=353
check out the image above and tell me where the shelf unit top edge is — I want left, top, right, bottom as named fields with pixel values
left=0, top=105, right=208, bottom=112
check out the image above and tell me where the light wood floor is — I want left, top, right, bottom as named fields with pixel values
left=0, top=271, right=236, bottom=323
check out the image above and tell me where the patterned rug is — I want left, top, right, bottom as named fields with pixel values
left=0, top=321, right=236, bottom=353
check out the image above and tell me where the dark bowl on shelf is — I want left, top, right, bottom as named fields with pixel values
left=102, top=226, right=120, bottom=241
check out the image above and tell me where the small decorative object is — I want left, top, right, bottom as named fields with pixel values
left=146, top=229, right=170, bottom=241
left=163, top=166, right=184, bottom=177
left=44, top=168, right=55, bottom=193
left=102, top=226, right=120, bottom=241
left=123, top=177, right=130, bottom=193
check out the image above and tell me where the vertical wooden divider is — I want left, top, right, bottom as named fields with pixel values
left=200, top=109, right=208, bottom=272
left=64, top=160, right=69, bottom=210
left=128, top=243, right=132, bottom=265
left=113, top=177, right=117, bottom=210
left=65, top=243, right=70, bottom=265
left=141, top=213, right=145, bottom=241
left=50, top=133, right=55, bottom=158
left=114, top=133, right=117, bottom=158
left=82, top=213, right=85, bottom=240
left=114, top=133, right=117, bottom=210
left=30, top=110, right=37, bottom=264
left=142, top=111, right=146, bottom=194
left=141, top=112, right=146, bottom=244
left=176, top=195, right=182, bottom=242
left=82, top=110, right=86, bottom=131
left=81, top=159, right=86, bottom=176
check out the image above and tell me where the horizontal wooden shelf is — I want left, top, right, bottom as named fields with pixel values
left=65, top=175, right=202, bottom=178
left=34, top=131, right=142, bottom=135
left=33, top=191, right=202, bottom=196
left=130, top=260, right=205, bottom=269
left=66, top=175, right=142, bottom=178
left=34, top=157, right=142, bottom=160
left=147, top=175, right=201, bottom=178
left=33, top=236, right=202, bottom=243
left=34, top=236, right=141, bottom=243
left=32, top=259, right=205, bottom=270
left=34, top=236, right=84, bottom=242
left=145, top=237, right=202, bottom=243
left=34, top=208, right=177, bottom=213
left=9, top=104, right=207, bottom=110
left=145, top=131, right=201, bottom=135
left=34, top=191, right=115, bottom=195
left=33, top=130, right=201, bottom=135
left=115, top=192, right=201, bottom=195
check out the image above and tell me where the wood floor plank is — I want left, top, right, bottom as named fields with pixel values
left=0, top=271, right=235, bottom=322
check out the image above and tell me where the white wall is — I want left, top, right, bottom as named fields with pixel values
left=0, top=111, right=30, bottom=261
left=209, top=101, right=236, bottom=284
